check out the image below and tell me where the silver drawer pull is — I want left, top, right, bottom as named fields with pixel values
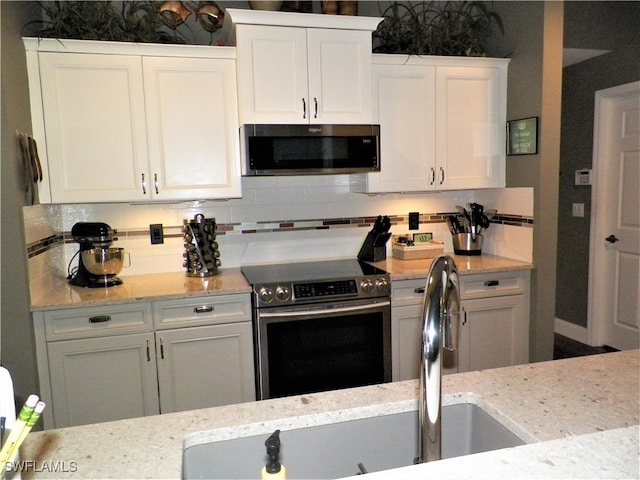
left=194, top=305, right=214, bottom=314
left=414, top=287, right=426, bottom=294
left=89, top=315, right=111, bottom=323
left=484, top=280, right=500, bottom=287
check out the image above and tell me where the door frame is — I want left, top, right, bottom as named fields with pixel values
left=587, top=80, right=640, bottom=346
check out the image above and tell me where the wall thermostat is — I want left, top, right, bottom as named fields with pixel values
left=575, top=169, right=592, bottom=186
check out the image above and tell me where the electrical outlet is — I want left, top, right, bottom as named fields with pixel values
left=572, top=203, right=585, bottom=218
left=150, top=224, right=164, bottom=244
left=409, top=212, right=420, bottom=230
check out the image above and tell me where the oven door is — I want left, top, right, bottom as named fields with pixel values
left=254, top=298, right=391, bottom=400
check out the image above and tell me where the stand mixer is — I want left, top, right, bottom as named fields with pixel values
left=68, top=222, right=125, bottom=288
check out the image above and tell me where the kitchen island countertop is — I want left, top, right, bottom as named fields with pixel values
left=17, top=350, right=639, bottom=479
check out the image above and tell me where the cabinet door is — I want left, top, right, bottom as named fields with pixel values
left=143, top=56, right=241, bottom=200
left=235, top=24, right=308, bottom=124
left=360, top=64, right=436, bottom=193
left=38, top=52, right=149, bottom=202
left=156, top=323, right=255, bottom=413
left=391, top=279, right=457, bottom=380
left=458, top=295, right=528, bottom=372
left=47, top=333, right=159, bottom=428
left=307, top=28, right=373, bottom=124
left=436, top=66, right=505, bottom=190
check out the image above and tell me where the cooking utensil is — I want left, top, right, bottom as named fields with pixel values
left=485, top=209, right=497, bottom=220
left=446, top=216, right=458, bottom=235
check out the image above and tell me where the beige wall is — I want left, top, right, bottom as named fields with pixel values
left=487, top=1, right=564, bottom=362
left=1, top=1, right=42, bottom=404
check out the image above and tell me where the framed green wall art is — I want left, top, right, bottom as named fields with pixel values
left=507, top=117, right=538, bottom=155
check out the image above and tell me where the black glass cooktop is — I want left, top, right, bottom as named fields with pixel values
left=241, top=259, right=387, bottom=285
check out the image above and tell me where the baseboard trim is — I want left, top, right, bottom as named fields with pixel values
left=555, top=317, right=589, bottom=344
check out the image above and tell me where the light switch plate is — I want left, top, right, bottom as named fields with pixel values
left=409, top=212, right=420, bottom=230
left=150, top=224, right=164, bottom=244
left=572, top=203, right=585, bottom=218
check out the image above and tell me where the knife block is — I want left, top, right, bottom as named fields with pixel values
left=357, top=232, right=388, bottom=262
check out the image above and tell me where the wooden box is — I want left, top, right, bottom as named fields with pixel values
left=392, top=241, right=444, bottom=260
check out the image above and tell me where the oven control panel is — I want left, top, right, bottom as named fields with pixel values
left=254, top=275, right=390, bottom=307
left=294, top=280, right=358, bottom=298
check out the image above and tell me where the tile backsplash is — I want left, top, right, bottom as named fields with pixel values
left=23, top=176, right=533, bottom=302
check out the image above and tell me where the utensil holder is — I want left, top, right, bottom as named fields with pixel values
left=182, top=214, right=221, bottom=277
left=452, top=233, right=483, bottom=256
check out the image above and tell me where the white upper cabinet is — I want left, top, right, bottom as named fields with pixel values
left=143, top=56, right=241, bottom=201
left=24, top=39, right=241, bottom=203
left=35, top=51, right=149, bottom=203
left=352, top=55, right=509, bottom=193
left=226, top=8, right=381, bottom=125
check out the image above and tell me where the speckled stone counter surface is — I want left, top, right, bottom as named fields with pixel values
left=371, top=254, right=533, bottom=280
left=31, top=256, right=532, bottom=311
left=19, top=350, right=639, bottom=479
left=30, top=269, right=251, bottom=311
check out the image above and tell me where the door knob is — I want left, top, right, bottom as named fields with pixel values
left=605, top=234, right=619, bottom=243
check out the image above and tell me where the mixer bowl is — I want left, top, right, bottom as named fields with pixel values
left=81, top=248, right=126, bottom=276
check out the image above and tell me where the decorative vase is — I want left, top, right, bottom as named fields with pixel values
left=249, top=1, right=284, bottom=10
left=322, top=1, right=357, bottom=15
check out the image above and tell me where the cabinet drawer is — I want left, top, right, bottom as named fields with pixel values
left=153, top=294, right=251, bottom=330
left=459, top=270, right=528, bottom=300
left=43, top=304, right=153, bottom=341
left=391, top=278, right=427, bottom=306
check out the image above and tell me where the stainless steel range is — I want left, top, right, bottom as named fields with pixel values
left=241, top=259, right=392, bottom=400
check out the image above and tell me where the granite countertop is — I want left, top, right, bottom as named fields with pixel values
left=371, top=254, right=533, bottom=280
left=30, top=269, right=252, bottom=312
left=32, top=256, right=533, bottom=311
left=18, top=350, right=639, bottom=479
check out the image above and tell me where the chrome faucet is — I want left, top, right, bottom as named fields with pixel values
left=417, top=255, right=460, bottom=463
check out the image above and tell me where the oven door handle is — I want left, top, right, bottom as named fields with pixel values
left=259, top=300, right=391, bottom=318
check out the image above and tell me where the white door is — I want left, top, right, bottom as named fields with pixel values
left=367, top=63, right=436, bottom=193
left=143, top=56, right=241, bottom=200
left=307, top=28, right=373, bottom=124
left=589, top=81, right=640, bottom=350
left=38, top=52, right=149, bottom=202
left=235, top=24, right=308, bottom=124
left=435, top=66, right=505, bottom=190
left=155, top=323, right=255, bottom=414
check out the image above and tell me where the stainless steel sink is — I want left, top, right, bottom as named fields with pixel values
left=182, top=403, right=525, bottom=479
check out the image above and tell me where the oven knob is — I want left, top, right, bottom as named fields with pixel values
left=376, top=277, right=390, bottom=294
left=259, top=287, right=274, bottom=304
left=360, top=279, right=374, bottom=294
left=275, top=286, right=291, bottom=303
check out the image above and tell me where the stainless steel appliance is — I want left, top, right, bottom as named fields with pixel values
left=67, top=222, right=124, bottom=288
left=241, top=124, right=380, bottom=176
left=241, top=259, right=392, bottom=400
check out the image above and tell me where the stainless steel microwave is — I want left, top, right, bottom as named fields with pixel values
left=241, top=124, right=380, bottom=176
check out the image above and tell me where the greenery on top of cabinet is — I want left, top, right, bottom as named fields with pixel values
left=373, top=1, right=504, bottom=57
left=25, top=1, right=224, bottom=45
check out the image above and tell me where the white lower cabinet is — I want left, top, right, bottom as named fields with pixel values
left=46, top=332, right=160, bottom=428
left=391, top=269, right=530, bottom=381
left=155, top=323, right=255, bottom=414
left=34, top=294, right=254, bottom=429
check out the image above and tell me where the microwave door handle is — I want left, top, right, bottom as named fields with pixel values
left=258, top=300, right=390, bottom=318
left=302, top=98, right=306, bottom=119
